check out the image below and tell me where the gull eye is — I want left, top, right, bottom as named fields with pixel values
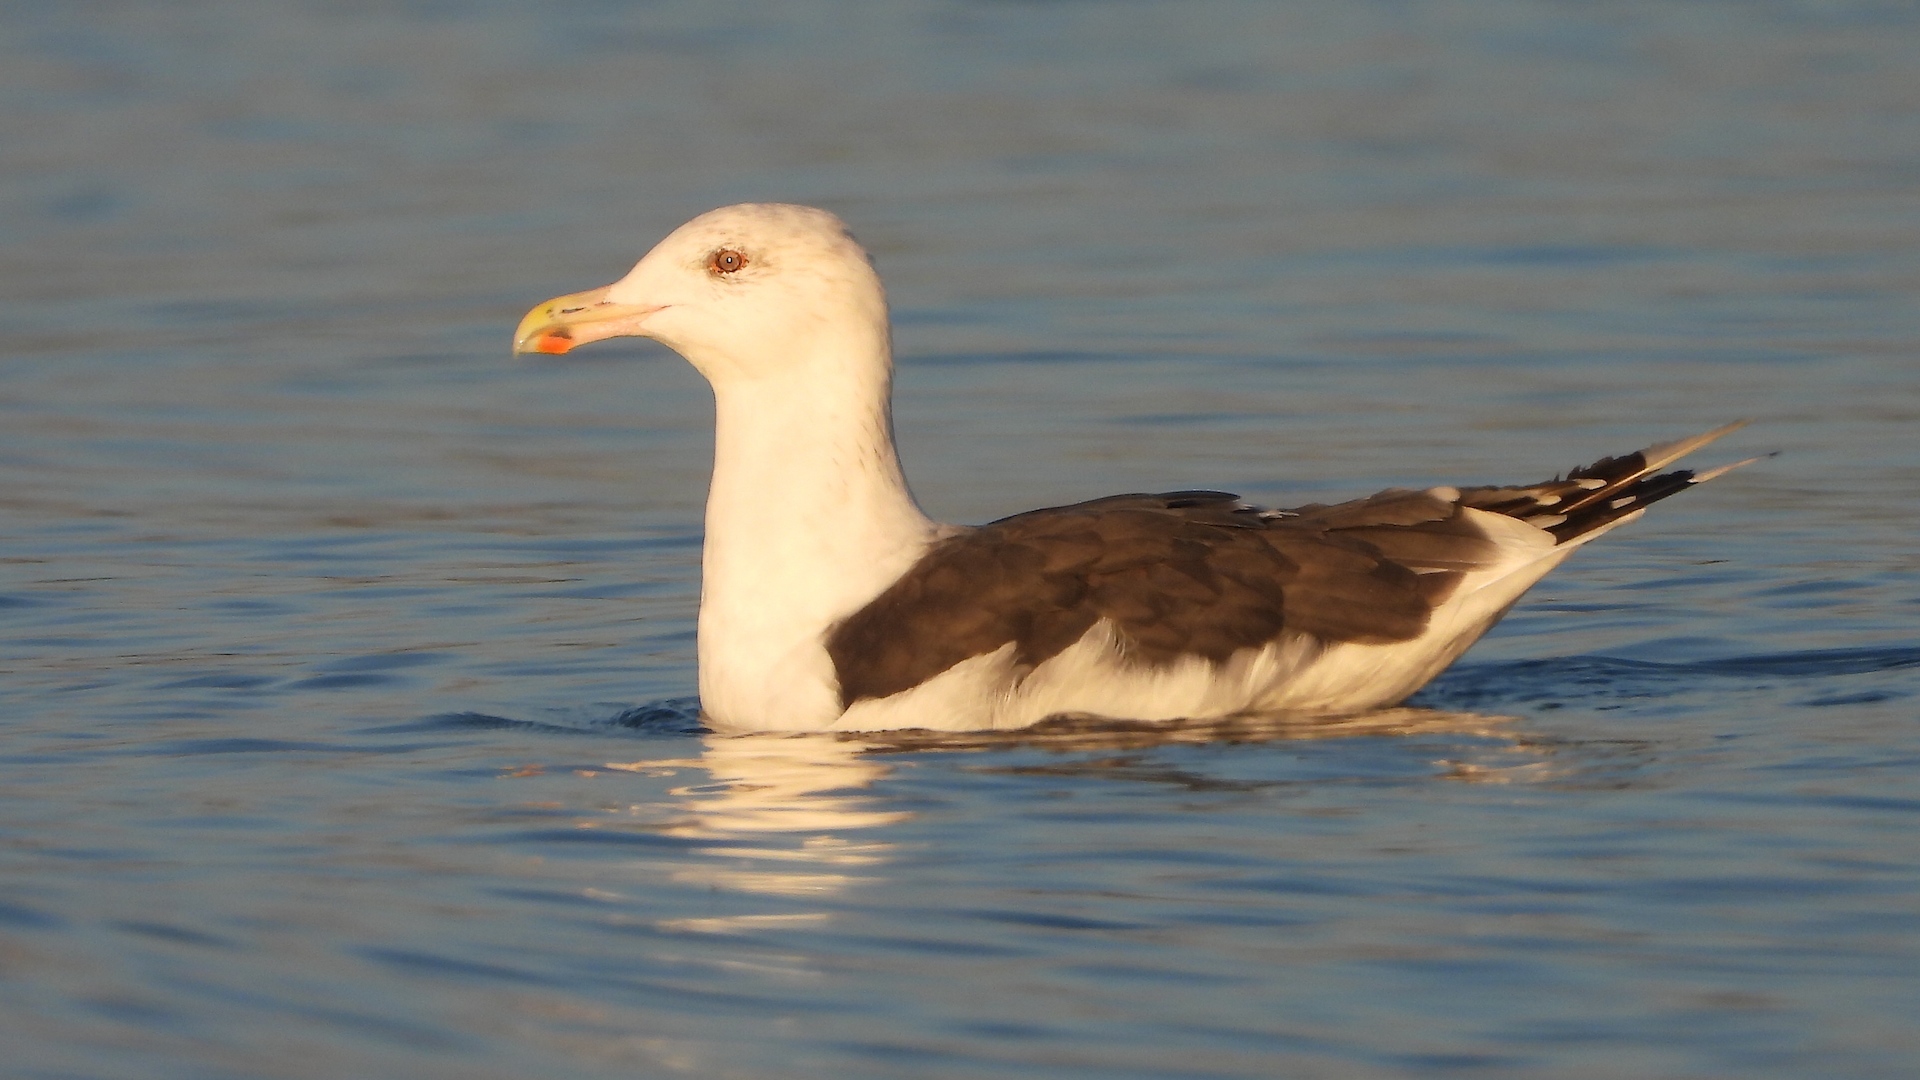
left=707, top=248, right=748, bottom=275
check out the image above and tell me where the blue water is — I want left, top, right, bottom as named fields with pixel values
left=4, top=2, right=1918, bottom=1077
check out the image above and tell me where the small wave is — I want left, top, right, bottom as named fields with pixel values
left=1690, top=646, right=1920, bottom=678
left=1418, top=644, right=1920, bottom=712
left=378, top=699, right=708, bottom=738
left=605, top=698, right=707, bottom=734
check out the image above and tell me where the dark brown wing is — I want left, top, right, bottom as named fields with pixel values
left=826, top=490, right=1498, bottom=707
left=826, top=423, right=1751, bottom=709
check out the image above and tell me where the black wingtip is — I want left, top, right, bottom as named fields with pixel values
left=1545, top=468, right=1699, bottom=543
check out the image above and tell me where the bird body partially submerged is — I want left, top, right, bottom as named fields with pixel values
left=515, top=203, right=1752, bottom=733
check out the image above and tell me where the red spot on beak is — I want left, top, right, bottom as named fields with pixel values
left=534, top=332, right=574, bottom=355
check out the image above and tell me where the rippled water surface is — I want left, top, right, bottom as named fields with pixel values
left=5, top=2, right=1919, bottom=1077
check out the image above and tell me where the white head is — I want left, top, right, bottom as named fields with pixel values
left=513, top=203, right=891, bottom=387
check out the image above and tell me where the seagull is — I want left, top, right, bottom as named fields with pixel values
left=514, top=203, right=1751, bottom=734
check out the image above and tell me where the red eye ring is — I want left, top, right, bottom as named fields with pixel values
left=708, top=248, right=748, bottom=275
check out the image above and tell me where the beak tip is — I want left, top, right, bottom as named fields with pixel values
left=512, top=331, right=575, bottom=357
left=512, top=285, right=625, bottom=357
left=511, top=314, right=579, bottom=356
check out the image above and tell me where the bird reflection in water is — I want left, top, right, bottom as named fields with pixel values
left=591, top=706, right=1564, bottom=932
left=850, top=705, right=1516, bottom=753
left=853, top=705, right=1562, bottom=785
left=603, top=734, right=908, bottom=934
left=608, top=705, right=1541, bottom=834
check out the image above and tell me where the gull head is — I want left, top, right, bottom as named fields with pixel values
left=513, top=203, right=890, bottom=385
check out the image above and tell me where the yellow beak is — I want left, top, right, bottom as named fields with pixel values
left=512, top=286, right=663, bottom=356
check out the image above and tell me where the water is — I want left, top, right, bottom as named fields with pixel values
left=4, top=2, right=1918, bottom=1076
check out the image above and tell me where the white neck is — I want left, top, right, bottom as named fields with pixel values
left=695, top=347, right=936, bottom=730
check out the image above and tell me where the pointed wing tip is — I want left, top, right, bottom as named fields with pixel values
left=1688, top=452, right=1772, bottom=485
left=1638, top=419, right=1754, bottom=473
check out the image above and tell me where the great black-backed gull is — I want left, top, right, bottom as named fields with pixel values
left=513, top=203, right=1750, bottom=734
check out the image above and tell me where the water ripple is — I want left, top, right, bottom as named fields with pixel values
left=1418, top=645, right=1920, bottom=713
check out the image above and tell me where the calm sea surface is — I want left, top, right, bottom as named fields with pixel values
left=4, top=2, right=1919, bottom=1077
